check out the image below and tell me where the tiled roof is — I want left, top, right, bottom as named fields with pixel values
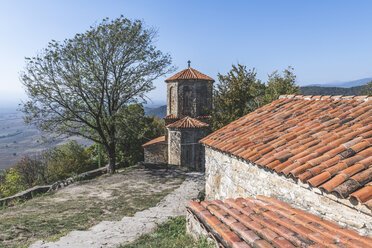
left=164, top=114, right=179, bottom=120
left=165, top=67, right=214, bottom=82
left=142, top=136, right=165, bottom=147
left=200, top=95, right=372, bottom=207
left=167, top=116, right=209, bottom=129
left=187, top=196, right=372, bottom=248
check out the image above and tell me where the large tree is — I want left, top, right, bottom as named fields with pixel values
left=115, top=104, right=164, bottom=167
left=361, top=80, right=372, bottom=95
left=21, top=16, right=173, bottom=173
left=211, top=64, right=299, bottom=131
left=265, top=66, right=300, bottom=102
left=211, top=64, right=266, bottom=130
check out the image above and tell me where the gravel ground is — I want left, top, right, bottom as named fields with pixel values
left=29, top=171, right=205, bottom=248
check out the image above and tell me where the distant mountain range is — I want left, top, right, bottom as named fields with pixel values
left=144, top=105, right=167, bottom=119
left=304, top=77, right=372, bottom=88
left=299, top=85, right=365, bottom=96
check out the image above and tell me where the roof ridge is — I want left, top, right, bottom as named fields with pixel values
left=279, top=94, right=371, bottom=102
left=166, top=116, right=209, bottom=128
left=142, top=136, right=165, bottom=147
left=188, top=67, right=198, bottom=79
left=165, top=67, right=214, bottom=82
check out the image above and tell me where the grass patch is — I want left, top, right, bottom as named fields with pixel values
left=120, top=216, right=215, bottom=248
left=0, top=168, right=185, bottom=248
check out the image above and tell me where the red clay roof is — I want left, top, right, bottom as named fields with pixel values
left=142, top=136, right=165, bottom=147
left=167, top=116, right=209, bottom=129
left=187, top=196, right=372, bottom=248
left=164, top=114, right=179, bottom=120
left=200, top=95, right=372, bottom=207
left=165, top=67, right=214, bottom=82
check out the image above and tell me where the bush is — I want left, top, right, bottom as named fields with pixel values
left=0, top=141, right=96, bottom=199
left=0, top=168, right=26, bottom=198
left=116, top=104, right=164, bottom=168
left=14, top=156, right=47, bottom=187
left=44, top=140, right=95, bottom=182
left=86, top=143, right=108, bottom=168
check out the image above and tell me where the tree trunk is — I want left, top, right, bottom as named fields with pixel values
left=107, top=148, right=116, bottom=174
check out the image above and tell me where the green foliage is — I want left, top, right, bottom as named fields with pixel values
left=265, top=67, right=299, bottom=102
left=121, top=216, right=214, bottom=248
left=211, top=64, right=300, bottom=131
left=361, top=80, right=372, bottom=95
left=13, top=156, right=47, bottom=187
left=86, top=143, right=109, bottom=167
left=116, top=104, right=164, bottom=167
left=21, top=15, right=174, bottom=173
left=44, top=141, right=94, bottom=182
left=0, top=141, right=96, bottom=199
left=212, top=64, right=266, bottom=130
left=0, top=168, right=26, bottom=198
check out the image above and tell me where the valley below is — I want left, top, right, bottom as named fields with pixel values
left=0, top=111, right=91, bottom=171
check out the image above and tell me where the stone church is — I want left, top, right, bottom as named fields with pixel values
left=142, top=62, right=214, bottom=170
left=185, top=95, right=372, bottom=248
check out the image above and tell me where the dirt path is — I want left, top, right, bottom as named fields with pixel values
left=0, top=168, right=193, bottom=248
left=29, top=171, right=204, bottom=248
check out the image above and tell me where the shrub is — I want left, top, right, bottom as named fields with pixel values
left=116, top=104, right=164, bottom=168
left=44, top=140, right=95, bottom=182
left=14, top=156, right=47, bottom=187
left=0, top=168, right=26, bottom=198
left=86, top=143, right=108, bottom=168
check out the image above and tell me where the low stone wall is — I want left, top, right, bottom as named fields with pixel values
left=0, top=166, right=108, bottom=206
left=0, top=185, right=51, bottom=206
left=144, top=142, right=168, bottom=164
left=205, top=147, right=372, bottom=236
left=49, top=166, right=108, bottom=191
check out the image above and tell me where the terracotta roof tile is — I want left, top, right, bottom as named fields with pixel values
left=165, top=67, right=214, bottom=82
left=166, top=116, right=209, bottom=129
left=187, top=196, right=372, bottom=248
left=141, top=136, right=165, bottom=147
left=163, top=114, right=178, bottom=120
left=200, top=95, right=372, bottom=207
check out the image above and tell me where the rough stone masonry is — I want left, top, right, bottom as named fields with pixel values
left=204, top=147, right=372, bottom=236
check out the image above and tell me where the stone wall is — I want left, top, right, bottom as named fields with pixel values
left=181, top=129, right=207, bottom=171
left=143, top=142, right=168, bottom=163
left=167, top=82, right=178, bottom=116
left=168, top=130, right=181, bottom=165
left=204, top=146, right=372, bottom=235
left=166, top=80, right=213, bottom=118
left=0, top=166, right=108, bottom=206
left=168, top=128, right=207, bottom=170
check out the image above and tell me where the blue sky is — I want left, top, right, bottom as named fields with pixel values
left=0, top=0, right=371, bottom=107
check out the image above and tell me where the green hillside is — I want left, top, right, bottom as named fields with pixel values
left=300, top=85, right=365, bottom=96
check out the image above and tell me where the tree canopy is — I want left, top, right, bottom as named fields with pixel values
left=21, top=16, right=173, bottom=173
left=211, top=64, right=300, bottom=131
left=361, top=80, right=372, bottom=95
left=115, top=104, right=164, bottom=167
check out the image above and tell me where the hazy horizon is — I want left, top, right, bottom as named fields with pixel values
left=1, top=0, right=372, bottom=110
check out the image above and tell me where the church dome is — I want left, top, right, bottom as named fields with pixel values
left=165, top=61, right=214, bottom=82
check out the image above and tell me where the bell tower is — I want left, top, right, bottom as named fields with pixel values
left=163, top=62, right=214, bottom=170
left=165, top=61, right=214, bottom=120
